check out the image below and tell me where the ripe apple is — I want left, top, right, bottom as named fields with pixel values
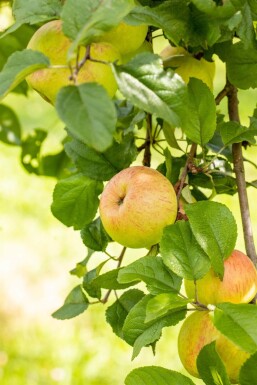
left=178, top=310, right=250, bottom=383
left=160, top=45, right=215, bottom=90
left=95, top=21, right=148, bottom=55
left=184, top=250, right=257, bottom=305
left=26, top=20, right=121, bottom=104
left=99, top=166, right=177, bottom=249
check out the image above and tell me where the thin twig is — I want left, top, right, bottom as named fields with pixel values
left=226, top=78, right=257, bottom=266
left=143, top=114, right=152, bottom=167
left=176, top=143, right=197, bottom=202
left=215, top=83, right=230, bottom=105
left=101, top=247, right=127, bottom=304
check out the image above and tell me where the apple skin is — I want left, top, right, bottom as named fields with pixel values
left=26, top=20, right=121, bottom=104
left=160, top=45, right=215, bottom=90
left=99, top=166, right=178, bottom=249
left=122, top=40, right=152, bottom=63
left=178, top=310, right=250, bottom=383
left=184, top=250, right=257, bottom=305
left=96, top=21, right=148, bottom=55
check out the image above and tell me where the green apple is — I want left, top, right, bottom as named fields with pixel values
left=178, top=310, right=250, bottom=383
left=121, top=40, right=152, bottom=63
left=99, top=166, right=178, bottom=249
left=185, top=250, right=257, bottom=305
left=26, top=20, right=121, bottom=104
left=95, top=21, right=148, bottom=55
left=160, top=45, right=215, bottom=90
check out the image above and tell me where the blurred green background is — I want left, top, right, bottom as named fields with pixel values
left=1, top=4, right=257, bottom=385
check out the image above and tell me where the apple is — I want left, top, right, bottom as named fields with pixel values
left=184, top=250, right=257, bottom=305
left=95, top=21, right=148, bottom=56
left=122, top=40, right=152, bottom=63
left=178, top=310, right=250, bottom=383
left=26, top=20, right=121, bottom=104
left=160, top=45, right=215, bottom=90
left=99, top=166, right=178, bottom=249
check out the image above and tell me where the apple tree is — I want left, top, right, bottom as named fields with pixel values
left=1, top=0, right=257, bottom=384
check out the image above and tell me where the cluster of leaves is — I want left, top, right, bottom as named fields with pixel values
left=1, top=0, right=257, bottom=384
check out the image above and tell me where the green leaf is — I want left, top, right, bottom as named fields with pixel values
left=125, top=366, right=196, bottom=385
left=51, top=285, right=89, bottom=320
left=3, top=0, right=62, bottom=35
left=51, top=173, right=103, bottom=230
left=113, top=52, right=188, bottom=129
left=145, top=293, right=189, bottom=323
left=21, top=129, right=47, bottom=174
left=80, top=217, right=111, bottom=251
left=40, top=149, right=71, bottom=178
left=118, top=255, right=182, bottom=295
left=226, top=42, right=257, bottom=89
left=92, top=267, right=138, bottom=291
left=185, top=201, right=237, bottom=278
left=61, top=0, right=135, bottom=58
left=162, top=121, right=182, bottom=151
left=56, top=84, right=117, bottom=152
left=65, top=133, right=137, bottom=181
left=122, top=295, right=186, bottom=359
left=220, top=121, right=257, bottom=146
left=160, top=221, right=211, bottom=280
left=182, top=78, right=216, bottom=146
left=239, top=351, right=257, bottom=385
left=0, top=49, right=49, bottom=100
left=0, top=104, right=21, bottom=145
left=83, top=262, right=107, bottom=299
left=197, top=342, right=231, bottom=385
left=106, top=289, right=145, bottom=339
left=214, top=303, right=257, bottom=354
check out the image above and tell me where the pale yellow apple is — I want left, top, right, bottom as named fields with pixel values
left=185, top=250, right=257, bottom=305
left=99, top=166, right=178, bottom=249
left=160, top=45, right=215, bottom=90
left=178, top=310, right=250, bottom=383
left=26, top=20, right=121, bottom=104
left=95, top=21, right=148, bottom=55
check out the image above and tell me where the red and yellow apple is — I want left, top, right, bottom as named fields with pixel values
left=99, top=166, right=177, bottom=249
left=26, top=20, right=121, bottom=104
left=178, top=310, right=250, bottom=383
left=160, top=45, right=215, bottom=90
left=184, top=250, right=257, bottom=305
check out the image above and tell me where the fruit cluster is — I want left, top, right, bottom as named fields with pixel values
left=26, top=19, right=148, bottom=104
left=179, top=249, right=257, bottom=384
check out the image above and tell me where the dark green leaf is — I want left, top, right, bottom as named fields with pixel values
left=40, top=149, right=71, bottom=178
left=239, top=351, right=257, bottom=385
left=118, top=255, right=182, bottom=295
left=220, top=121, right=257, bottom=146
left=0, top=104, right=21, bottom=145
left=81, top=217, right=111, bottom=251
left=125, top=366, right=196, bottom=385
left=83, top=263, right=107, bottom=299
left=145, top=293, right=189, bottom=322
left=182, top=78, right=216, bottom=146
left=113, top=52, right=188, bottom=129
left=65, top=133, right=137, bottom=181
left=214, top=303, right=257, bottom=354
left=160, top=221, right=211, bottom=280
left=52, top=285, right=89, bottom=320
left=226, top=42, right=257, bottom=89
left=185, top=201, right=237, bottom=277
left=106, top=289, right=145, bottom=339
left=197, top=342, right=231, bottom=385
left=21, top=129, right=47, bottom=174
left=56, top=84, right=117, bottom=152
left=3, top=0, right=62, bottom=35
left=92, top=268, right=138, bottom=290
left=51, top=173, right=103, bottom=229
left=0, top=49, right=49, bottom=100
left=61, top=0, right=135, bottom=57
left=122, top=294, right=186, bottom=359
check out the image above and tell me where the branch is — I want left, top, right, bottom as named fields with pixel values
left=226, top=78, right=257, bottom=266
left=142, top=114, right=152, bottom=167
left=176, top=143, right=197, bottom=202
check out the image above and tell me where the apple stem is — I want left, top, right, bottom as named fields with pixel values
left=225, top=77, right=257, bottom=267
